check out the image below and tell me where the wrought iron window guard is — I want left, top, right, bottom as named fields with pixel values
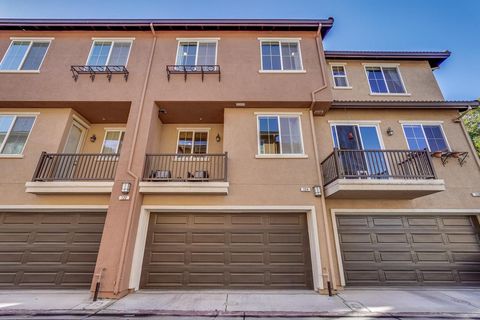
left=431, top=150, right=468, bottom=166
left=166, top=65, right=221, bottom=82
left=70, top=65, right=129, bottom=82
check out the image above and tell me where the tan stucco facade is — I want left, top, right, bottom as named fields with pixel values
left=0, top=24, right=478, bottom=297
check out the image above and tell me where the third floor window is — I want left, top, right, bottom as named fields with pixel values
left=86, top=39, right=133, bottom=66
left=365, top=65, right=406, bottom=94
left=0, top=38, right=52, bottom=72
left=260, top=39, right=303, bottom=72
left=175, top=40, right=218, bottom=66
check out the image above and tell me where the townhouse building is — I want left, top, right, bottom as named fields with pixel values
left=0, top=18, right=478, bottom=298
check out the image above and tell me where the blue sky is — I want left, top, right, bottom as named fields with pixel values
left=0, top=0, right=478, bottom=100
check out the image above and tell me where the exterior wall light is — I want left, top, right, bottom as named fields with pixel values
left=216, top=133, right=222, bottom=142
left=313, top=185, right=322, bottom=197
left=121, top=182, right=131, bottom=194
left=89, top=134, right=97, bottom=143
left=386, top=127, right=394, bottom=136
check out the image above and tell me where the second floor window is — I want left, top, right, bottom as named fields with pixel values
left=0, top=115, right=36, bottom=155
left=331, top=65, right=349, bottom=88
left=176, top=41, right=217, bottom=66
left=87, top=40, right=132, bottom=66
left=177, top=130, right=208, bottom=154
left=258, top=115, right=304, bottom=155
left=402, top=124, right=449, bottom=152
left=0, top=39, right=51, bottom=71
left=365, top=66, right=406, bottom=94
left=101, top=130, right=125, bottom=154
left=260, top=40, right=303, bottom=71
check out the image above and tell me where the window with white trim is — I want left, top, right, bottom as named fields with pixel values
left=365, top=66, right=406, bottom=94
left=260, top=40, right=303, bottom=71
left=177, top=130, right=208, bottom=154
left=101, top=130, right=125, bottom=154
left=402, top=124, right=449, bottom=152
left=331, top=65, right=349, bottom=88
left=258, top=115, right=304, bottom=155
left=87, top=40, right=132, bottom=66
left=0, top=40, right=51, bottom=71
left=0, top=115, right=36, bottom=154
left=176, top=41, right=217, bottom=66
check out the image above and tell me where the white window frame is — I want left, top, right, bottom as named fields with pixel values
left=101, top=128, right=126, bottom=154
left=363, top=63, right=409, bottom=96
left=400, top=122, right=451, bottom=152
left=175, top=128, right=210, bottom=155
left=175, top=39, right=219, bottom=65
left=329, top=121, right=385, bottom=150
left=0, top=37, right=53, bottom=73
left=255, top=113, right=306, bottom=158
left=330, top=63, right=351, bottom=89
left=258, top=38, right=305, bottom=73
left=85, top=38, right=134, bottom=67
left=0, top=114, right=37, bottom=157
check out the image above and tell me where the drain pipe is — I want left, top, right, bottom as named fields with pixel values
left=112, top=22, right=157, bottom=295
left=93, top=268, right=105, bottom=301
left=309, top=23, right=337, bottom=293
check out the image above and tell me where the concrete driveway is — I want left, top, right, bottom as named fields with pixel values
left=0, top=288, right=479, bottom=319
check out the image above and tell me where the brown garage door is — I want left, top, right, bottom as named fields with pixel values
left=141, top=212, right=313, bottom=289
left=337, top=215, right=480, bottom=286
left=0, top=212, right=105, bottom=288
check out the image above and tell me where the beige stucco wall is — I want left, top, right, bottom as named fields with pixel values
left=82, top=123, right=127, bottom=154
left=326, top=60, right=445, bottom=101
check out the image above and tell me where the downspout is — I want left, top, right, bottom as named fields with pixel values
left=113, top=22, right=157, bottom=295
left=309, top=23, right=338, bottom=292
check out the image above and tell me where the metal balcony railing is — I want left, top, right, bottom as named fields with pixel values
left=70, top=65, right=129, bottom=82
left=143, top=153, right=228, bottom=182
left=321, top=149, right=437, bottom=186
left=166, top=65, right=221, bottom=82
left=32, top=152, right=119, bottom=181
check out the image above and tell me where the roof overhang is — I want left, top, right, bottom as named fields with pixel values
left=330, top=100, right=479, bottom=112
left=0, top=18, right=334, bottom=37
left=325, top=50, right=451, bottom=68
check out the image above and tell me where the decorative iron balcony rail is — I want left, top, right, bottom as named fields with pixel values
left=321, top=149, right=437, bottom=186
left=166, top=65, right=221, bottom=82
left=32, top=152, right=119, bottom=181
left=143, top=153, right=228, bottom=182
left=70, top=65, right=129, bottom=82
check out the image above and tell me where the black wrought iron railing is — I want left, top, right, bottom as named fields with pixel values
left=321, top=149, right=437, bottom=186
left=143, top=153, right=228, bottom=182
left=70, top=65, right=129, bottom=82
left=166, top=65, right=221, bottom=81
left=32, top=152, right=119, bottom=181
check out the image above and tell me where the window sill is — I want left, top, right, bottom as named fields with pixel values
left=369, top=93, right=411, bottom=96
left=0, top=70, right=40, bottom=74
left=0, top=154, right=24, bottom=159
left=333, top=86, right=353, bottom=90
left=255, top=154, right=308, bottom=159
left=258, top=70, right=306, bottom=74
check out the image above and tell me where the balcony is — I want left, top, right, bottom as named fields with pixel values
left=139, top=153, right=229, bottom=194
left=25, top=152, right=119, bottom=194
left=321, top=149, right=445, bottom=199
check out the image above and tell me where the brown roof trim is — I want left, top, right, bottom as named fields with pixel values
left=0, top=18, right=334, bottom=36
left=331, top=100, right=479, bottom=111
left=325, top=50, right=451, bottom=68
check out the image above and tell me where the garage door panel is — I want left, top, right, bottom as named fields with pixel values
left=0, top=212, right=105, bottom=288
left=337, top=214, right=480, bottom=286
left=141, top=212, right=313, bottom=289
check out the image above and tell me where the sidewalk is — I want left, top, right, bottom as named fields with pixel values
left=0, top=288, right=478, bottom=319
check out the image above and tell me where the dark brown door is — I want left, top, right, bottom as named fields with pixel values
left=337, top=215, right=480, bottom=286
left=141, top=212, right=313, bottom=289
left=0, top=212, right=105, bottom=288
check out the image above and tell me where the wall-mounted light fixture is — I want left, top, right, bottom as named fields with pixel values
left=89, top=134, right=97, bottom=143
left=313, top=185, right=322, bottom=197
left=216, top=133, right=221, bottom=142
left=386, top=127, right=394, bottom=136
left=121, top=182, right=131, bottom=194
